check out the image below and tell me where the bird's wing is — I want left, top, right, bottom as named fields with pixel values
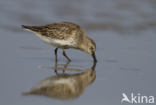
left=22, top=22, right=79, bottom=40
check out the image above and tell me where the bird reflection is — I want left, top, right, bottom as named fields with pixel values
left=23, top=62, right=97, bottom=100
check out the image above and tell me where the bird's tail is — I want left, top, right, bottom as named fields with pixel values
left=21, top=25, right=28, bottom=29
left=21, top=25, right=40, bottom=32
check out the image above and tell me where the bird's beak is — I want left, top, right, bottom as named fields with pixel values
left=92, top=52, right=97, bottom=62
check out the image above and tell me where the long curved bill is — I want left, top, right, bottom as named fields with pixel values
left=92, top=52, right=97, bottom=62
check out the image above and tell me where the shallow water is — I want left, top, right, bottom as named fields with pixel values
left=0, top=0, right=156, bottom=105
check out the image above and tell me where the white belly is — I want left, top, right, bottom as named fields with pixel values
left=34, top=32, right=75, bottom=49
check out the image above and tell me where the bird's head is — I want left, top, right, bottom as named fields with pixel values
left=85, top=38, right=97, bottom=62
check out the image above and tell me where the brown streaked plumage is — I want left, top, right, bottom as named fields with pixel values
left=22, top=22, right=97, bottom=62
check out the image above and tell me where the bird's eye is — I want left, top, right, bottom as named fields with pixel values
left=90, top=46, right=94, bottom=50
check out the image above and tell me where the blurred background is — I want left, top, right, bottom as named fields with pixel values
left=0, top=0, right=156, bottom=105
left=1, top=0, right=156, bottom=33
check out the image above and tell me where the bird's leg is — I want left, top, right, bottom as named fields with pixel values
left=54, top=48, right=58, bottom=61
left=62, top=49, right=71, bottom=61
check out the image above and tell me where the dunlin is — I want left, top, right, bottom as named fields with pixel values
left=22, top=22, right=97, bottom=62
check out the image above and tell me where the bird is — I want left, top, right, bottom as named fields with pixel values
left=21, top=22, right=97, bottom=62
